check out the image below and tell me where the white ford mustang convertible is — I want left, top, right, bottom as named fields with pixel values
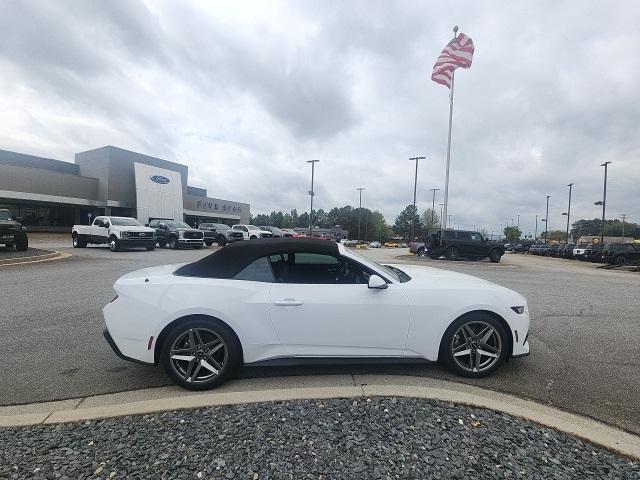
left=103, top=238, right=530, bottom=390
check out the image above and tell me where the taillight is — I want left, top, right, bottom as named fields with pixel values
left=109, top=294, right=118, bottom=303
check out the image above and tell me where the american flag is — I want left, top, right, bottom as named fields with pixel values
left=431, top=33, right=474, bottom=89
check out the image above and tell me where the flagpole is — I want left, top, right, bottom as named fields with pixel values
left=441, top=25, right=458, bottom=233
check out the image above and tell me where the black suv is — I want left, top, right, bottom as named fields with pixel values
left=0, top=208, right=28, bottom=251
left=584, top=243, right=605, bottom=262
left=198, top=223, right=244, bottom=246
left=427, top=229, right=504, bottom=262
left=602, top=243, right=640, bottom=265
left=148, top=219, right=204, bottom=249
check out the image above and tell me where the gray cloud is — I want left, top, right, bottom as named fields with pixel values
left=1, top=0, right=639, bottom=235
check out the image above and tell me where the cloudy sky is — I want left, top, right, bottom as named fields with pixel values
left=1, top=0, right=639, bottom=235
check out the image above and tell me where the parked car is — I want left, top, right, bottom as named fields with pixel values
left=583, top=243, right=605, bottom=262
left=427, top=230, right=504, bottom=263
left=530, top=244, right=550, bottom=256
left=369, top=241, right=382, bottom=248
left=572, top=244, right=589, bottom=260
left=409, top=241, right=427, bottom=256
left=546, top=244, right=561, bottom=257
left=73, top=216, right=156, bottom=252
left=0, top=208, right=28, bottom=251
left=102, top=238, right=530, bottom=390
left=561, top=243, right=576, bottom=259
left=400, top=243, right=408, bottom=248
left=602, top=243, right=640, bottom=265
left=384, top=242, right=400, bottom=248
left=198, top=223, right=244, bottom=246
left=149, top=219, right=204, bottom=249
left=280, top=229, right=297, bottom=237
left=232, top=224, right=273, bottom=239
left=259, top=226, right=283, bottom=238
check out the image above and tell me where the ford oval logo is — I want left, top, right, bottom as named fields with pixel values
left=150, top=175, right=170, bottom=184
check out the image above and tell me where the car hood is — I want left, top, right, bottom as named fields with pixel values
left=386, top=263, right=526, bottom=303
left=117, top=226, right=156, bottom=233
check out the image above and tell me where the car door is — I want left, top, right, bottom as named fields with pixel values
left=469, top=232, right=485, bottom=256
left=91, top=217, right=109, bottom=243
left=266, top=252, right=410, bottom=357
left=455, top=231, right=473, bottom=255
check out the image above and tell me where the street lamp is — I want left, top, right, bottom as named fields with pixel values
left=438, top=203, right=444, bottom=227
left=429, top=188, right=440, bottom=233
left=356, top=187, right=365, bottom=243
left=307, top=160, right=319, bottom=237
left=535, top=214, right=538, bottom=240
left=544, top=195, right=550, bottom=243
left=598, top=162, right=611, bottom=245
left=566, top=183, right=573, bottom=243
left=409, top=156, right=426, bottom=240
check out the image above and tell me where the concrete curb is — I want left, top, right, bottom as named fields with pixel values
left=1, top=375, right=638, bottom=459
left=0, top=250, right=70, bottom=267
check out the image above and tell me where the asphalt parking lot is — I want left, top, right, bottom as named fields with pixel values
left=1, top=241, right=639, bottom=436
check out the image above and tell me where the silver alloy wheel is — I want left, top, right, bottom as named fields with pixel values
left=450, top=321, right=502, bottom=373
left=169, top=328, right=228, bottom=384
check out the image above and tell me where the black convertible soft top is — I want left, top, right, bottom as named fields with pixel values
left=174, top=238, right=340, bottom=278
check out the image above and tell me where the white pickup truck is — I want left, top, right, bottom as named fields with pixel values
left=72, top=216, right=157, bottom=252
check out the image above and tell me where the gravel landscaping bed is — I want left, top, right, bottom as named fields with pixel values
left=1, top=397, right=638, bottom=479
left=0, top=247, right=54, bottom=260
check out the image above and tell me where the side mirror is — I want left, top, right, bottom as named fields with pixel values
left=368, top=275, right=388, bottom=290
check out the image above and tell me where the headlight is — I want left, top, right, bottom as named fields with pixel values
left=511, top=306, right=525, bottom=314
left=178, top=230, right=184, bottom=238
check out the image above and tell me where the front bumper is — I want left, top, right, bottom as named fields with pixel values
left=118, top=239, right=156, bottom=248
left=178, top=238, right=204, bottom=246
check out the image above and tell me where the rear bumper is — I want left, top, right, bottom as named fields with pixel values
left=103, top=327, right=154, bottom=366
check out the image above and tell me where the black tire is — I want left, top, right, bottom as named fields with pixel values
left=205, top=241, right=213, bottom=247
left=489, top=249, right=502, bottom=263
left=614, top=256, right=626, bottom=266
left=250, top=235, right=257, bottom=240
left=445, top=246, right=460, bottom=261
left=216, top=235, right=227, bottom=247
left=15, top=235, right=28, bottom=252
left=158, top=241, right=167, bottom=248
left=169, top=237, right=179, bottom=250
left=72, top=233, right=87, bottom=248
left=146, top=246, right=155, bottom=251
left=160, top=317, right=241, bottom=391
left=440, top=312, right=508, bottom=378
left=108, top=237, right=120, bottom=252
left=417, top=247, right=425, bottom=257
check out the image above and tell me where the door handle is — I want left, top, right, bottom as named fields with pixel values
left=274, top=298, right=304, bottom=306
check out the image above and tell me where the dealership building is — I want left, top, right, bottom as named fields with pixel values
left=0, top=146, right=250, bottom=231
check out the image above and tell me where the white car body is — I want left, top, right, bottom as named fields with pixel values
left=103, top=243, right=530, bottom=369
left=232, top=224, right=272, bottom=239
left=72, top=216, right=156, bottom=250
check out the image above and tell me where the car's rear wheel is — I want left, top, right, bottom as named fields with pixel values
left=160, top=319, right=241, bottom=390
left=109, top=237, right=120, bottom=252
left=441, top=313, right=508, bottom=378
left=445, top=246, right=460, bottom=260
left=489, top=249, right=502, bottom=263
left=417, top=247, right=425, bottom=257
left=72, top=233, right=87, bottom=248
left=615, top=255, right=626, bottom=266
left=250, top=235, right=257, bottom=240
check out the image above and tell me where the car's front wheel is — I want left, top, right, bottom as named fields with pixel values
left=169, top=237, right=179, bottom=250
left=109, top=237, right=120, bottom=252
left=15, top=235, right=28, bottom=252
left=614, top=255, right=626, bottom=266
left=440, top=312, right=508, bottom=378
left=216, top=235, right=226, bottom=247
left=445, top=246, right=460, bottom=260
left=417, top=247, right=426, bottom=257
left=160, top=318, right=241, bottom=390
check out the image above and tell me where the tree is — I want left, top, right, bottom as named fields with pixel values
left=503, top=226, right=522, bottom=242
left=546, top=230, right=566, bottom=242
left=394, top=205, right=420, bottom=240
left=298, top=211, right=309, bottom=228
left=421, top=208, right=440, bottom=234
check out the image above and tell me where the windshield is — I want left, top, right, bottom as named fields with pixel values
left=214, top=224, right=230, bottom=230
left=346, top=248, right=410, bottom=283
left=0, top=211, right=10, bottom=221
left=166, top=221, right=191, bottom=228
left=110, top=218, right=141, bottom=226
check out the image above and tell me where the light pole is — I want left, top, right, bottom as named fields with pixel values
left=429, top=188, right=440, bottom=233
left=409, top=156, right=426, bottom=240
left=356, top=187, right=365, bottom=243
left=307, top=160, right=319, bottom=237
left=535, top=214, right=538, bottom=241
left=438, top=203, right=444, bottom=227
left=598, top=162, right=611, bottom=245
left=566, top=183, right=573, bottom=243
left=544, top=195, right=550, bottom=243
left=620, top=213, right=627, bottom=242
left=499, top=223, right=503, bottom=241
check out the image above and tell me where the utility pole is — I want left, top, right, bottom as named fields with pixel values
left=566, top=183, right=573, bottom=243
left=429, top=188, right=440, bottom=233
left=599, top=162, right=611, bottom=245
left=534, top=214, right=538, bottom=241
left=438, top=203, right=444, bottom=227
left=307, top=160, right=319, bottom=237
left=356, top=187, right=365, bottom=243
left=517, top=214, right=520, bottom=228
left=544, top=195, right=550, bottom=244
left=409, top=156, right=425, bottom=241
left=620, top=213, right=627, bottom=242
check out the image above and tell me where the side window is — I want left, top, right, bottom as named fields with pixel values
left=233, top=257, right=275, bottom=283
left=149, top=220, right=158, bottom=228
left=470, top=233, right=482, bottom=241
left=268, top=252, right=370, bottom=284
left=457, top=231, right=471, bottom=240
left=444, top=230, right=455, bottom=239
